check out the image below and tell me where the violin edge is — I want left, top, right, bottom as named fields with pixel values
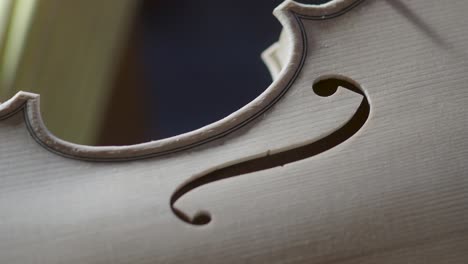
left=0, top=0, right=362, bottom=161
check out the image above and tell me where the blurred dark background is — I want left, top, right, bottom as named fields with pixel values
left=99, top=0, right=330, bottom=146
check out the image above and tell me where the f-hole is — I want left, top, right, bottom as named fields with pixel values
left=170, top=75, right=370, bottom=226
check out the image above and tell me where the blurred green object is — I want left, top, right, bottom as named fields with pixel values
left=0, top=0, right=138, bottom=145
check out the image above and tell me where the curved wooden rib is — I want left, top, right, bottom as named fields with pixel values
left=170, top=76, right=370, bottom=225
left=0, top=0, right=363, bottom=161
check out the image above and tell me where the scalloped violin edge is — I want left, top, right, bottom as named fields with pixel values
left=2, top=0, right=468, bottom=263
left=0, top=0, right=361, bottom=161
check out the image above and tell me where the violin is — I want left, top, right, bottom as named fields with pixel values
left=1, top=0, right=467, bottom=262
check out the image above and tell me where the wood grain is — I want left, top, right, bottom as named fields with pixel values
left=0, top=0, right=467, bottom=263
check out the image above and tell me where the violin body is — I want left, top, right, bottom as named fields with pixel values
left=1, top=0, right=468, bottom=263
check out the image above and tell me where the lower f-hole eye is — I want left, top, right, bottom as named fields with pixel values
left=191, top=211, right=212, bottom=225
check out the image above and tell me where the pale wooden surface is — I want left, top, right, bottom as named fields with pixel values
left=0, top=0, right=468, bottom=263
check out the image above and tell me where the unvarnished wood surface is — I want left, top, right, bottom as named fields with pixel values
left=1, top=0, right=468, bottom=263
